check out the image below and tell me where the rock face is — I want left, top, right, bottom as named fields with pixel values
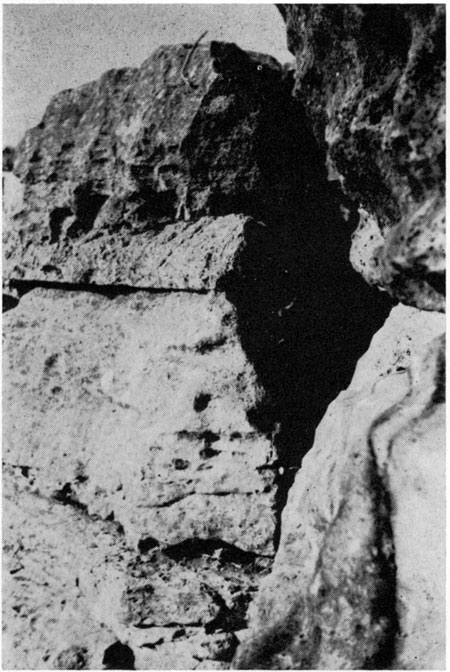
left=2, top=210, right=281, bottom=667
left=233, top=305, right=445, bottom=669
left=279, top=5, right=445, bottom=311
left=4, top=41, right=323, bottom=290
left=2, top=39, right=353, bottom=667
left=3, top=284, right=277, bottom=555
left=3, top=23, right=445, bottom=672
left=4, top=470, right=271, bottom=670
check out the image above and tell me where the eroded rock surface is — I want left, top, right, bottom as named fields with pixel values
left=4, top=41, right=324, bottom=290
left=4, top=470, right=271, bottom=670
left=4, top=215, right=255, bottom=291
left=3, top=25, right=444, bottom=671
left=3, top=286, right=278, bottom=555
left=233, top=306, right=445, bottom=669
left=279, top=5, right=445, bottom=310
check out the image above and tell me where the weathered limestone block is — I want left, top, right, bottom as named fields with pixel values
left=4, top=41, right=323, bottom=289
left=233, top=305, right=445, bottom=669
left=3, top=471, right=270, bottom=670
left=3, top=285, right=277, bottom=555
left=279, top=5, right=445, bottom=310
left=4, top=214, right=261, bottom=291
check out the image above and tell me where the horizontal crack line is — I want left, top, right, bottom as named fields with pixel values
left=8, top=278, right=210, bottom=297
left=151, top=490, right=262, bottom=508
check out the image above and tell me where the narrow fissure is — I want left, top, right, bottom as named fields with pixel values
left=363, top=448, right=399, bottom=669
left=221, top=185, right=394, bottom=551
left=8, top=278, right=209, bottom=302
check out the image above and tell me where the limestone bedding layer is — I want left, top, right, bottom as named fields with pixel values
left=3, top=20, right=445, bottom=672
left=278, top=4, right=445, bottom=311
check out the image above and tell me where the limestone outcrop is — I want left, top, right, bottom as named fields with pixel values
left=3, top=211, right=280, bottom=667
left=234, top=306, right=445, bottom=669
left=3, top=40, right=373, bottom=668
left=278, top=5, right=445, bottom=311
left=3, top=41, right=323, bottom=291
left=3, top=15, right=445, bottom=670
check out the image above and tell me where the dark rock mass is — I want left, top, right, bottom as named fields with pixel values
left=5, top=41, right=325, bottom=289
left=278, top=4, right=445, bottom=311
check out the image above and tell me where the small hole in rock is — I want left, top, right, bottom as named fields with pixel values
left=173, top=458, right=190, bottom=470
left=138, top=537, right=160, bottom=554
left=200, top=446, right=220, bottom=459
left=102, top=642, right=135, bottom=670
left=193, top=393, right=212, bottom=412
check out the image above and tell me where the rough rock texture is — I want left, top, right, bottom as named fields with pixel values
left=3, top=285, right=277, bottom=554
left=279, top=5, right=445, bottom=311
left=4, top=41, right=324, bottom=290
left=233, top=305, right=445, bottom=669
left=4, top=214, right=256, bottom=291
left=3, top=26, right=444, bottom=670
left=4, top=470, right=271, bottom=670
left=3, top=253, right=278, bottom=668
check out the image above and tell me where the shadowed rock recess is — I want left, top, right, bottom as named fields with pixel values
left=278, top=4, right=445, bottom=312
left=2, top=18, right=444, bottom=672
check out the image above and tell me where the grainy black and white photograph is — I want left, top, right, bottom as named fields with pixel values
left=2, top=2, right=446, bottom=670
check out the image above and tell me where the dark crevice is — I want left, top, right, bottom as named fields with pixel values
left=8, top=278, right=209, bottom=300
left=153, top=493, right=195, bottom=508
left=138, top=536, right=160, bottom=554
left=204, top=589, right=233, bottom=635
left=425, top=271, right=445, bottom=297
left=162, top=538, right=260, bottom=564
left=3, top=294, right=19, bottom=312
left=199, top=445, right=220, bottom=459
left=140, top=640, right=164, bottom=650
left=195, top=336, right=227, bottom=354
left=52, top=483, right=88, bottom=512
left=220, top=181, right=394, bottom=549
left=134, top=620, right=201, bottom=630
left=49, top=206, right=73, bottom=244
left=396, top=266, right=446, bottom=298
left=272, top=467, right=298, bottom=550
left=176, top=429, right=221, bottom=444
left=362, top=453, right=399, bottom=668
left=102, top=642, right=135, bottom=670
left=69, top=183, right=108, bottom=239
left=431, top=339, right=446, bottom=405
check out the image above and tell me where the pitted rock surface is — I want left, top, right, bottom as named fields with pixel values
left=279, top=5, right=445, bottom=311
left=4, top=41, right=324, bottom=290
left=3, top=25, right=445, bottom=672
left=4, top=214, right=266, bottom=291
left=3, top=287, right=277, bottom=555
left=3, top=471, right=270, bottom=670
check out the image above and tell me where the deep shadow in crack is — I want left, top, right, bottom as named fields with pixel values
left=184, top=67, right=394, bottom=501
left=219, top=181, right=394, bottom=546
left=162, top=537, right=260, bottom=564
